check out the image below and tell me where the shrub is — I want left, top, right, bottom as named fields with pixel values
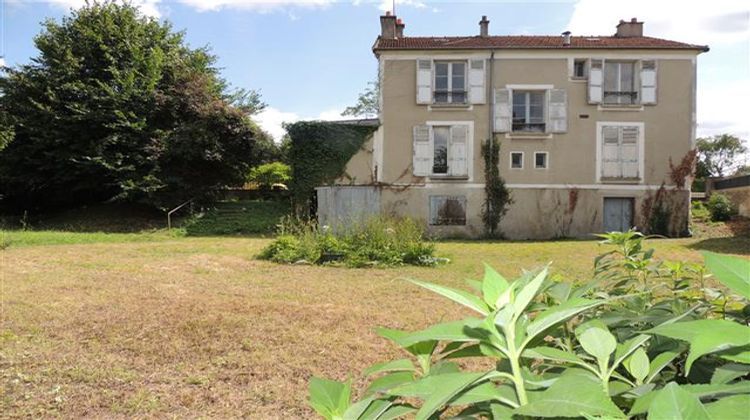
left=691, top=200, right=710, bottom=222
left=706, top=193, right=735, bottom=221
left=309, top=231, right=750, bottom=419
left=247, top=162, right=291, bottom=189
left=258, top=216, right=438, bottom=268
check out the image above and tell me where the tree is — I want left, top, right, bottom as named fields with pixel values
left=248, top=162, right=291, bottom=189
left=0, top=2, right=267, bottom=210
left=696, top=134, right=748, bottom=178
left=341, top=80, right=379, bottom=118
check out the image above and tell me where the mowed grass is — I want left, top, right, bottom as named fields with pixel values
left=1, top=234, right=748, bottom=418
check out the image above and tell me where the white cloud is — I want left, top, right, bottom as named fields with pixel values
left=254, top=106, right=349, bottom=141
left=177, top=0, right=334, bottom=13
left=41, top=0, right=162, bottom=17
left=567, top=0, right=749, bottom=45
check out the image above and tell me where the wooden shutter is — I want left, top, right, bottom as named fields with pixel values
left=416, top=59, right=432, bottom=104
left=588, top=59, right=603, bottom=104
left=548, top=89, right=567, bottom=133
left=621, top=126, right=639, bottom=178
left=640, top=60, right=657, bottom=105
left=601, top=126, right=620, bottom=178
left=413, top=125, right=431, bottom=176
left=493, top=89, right=511, bottom=132
left=468, top=59, right=486, bottom=104
left=448, top=125, right=468, bottom=176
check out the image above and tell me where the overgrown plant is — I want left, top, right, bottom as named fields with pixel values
left=309, top=234, right=750, bottom=419
left=481, top=138, right=512, bottom=238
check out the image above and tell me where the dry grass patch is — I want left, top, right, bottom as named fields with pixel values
left=1, top=235, right=747, bottom=417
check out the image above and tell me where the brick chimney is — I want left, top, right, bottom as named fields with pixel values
left=380, top=12, right=397, bottom=40
left=616, top=18, right=643, bottom=37
left=395, top=18, right=405, bottom=38
left=479, top=15, right=490, bottom=37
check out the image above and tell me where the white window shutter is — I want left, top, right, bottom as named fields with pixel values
left=601, top=126, right=620, bottom=178
left=416, top=59, right=432, bottom=104
left=548, top=89, right=567, bottom=133
left=413, top=125, right=431, bottom=176
left=640, top=60, right=657, bottom=105
left=448, top=125, right=468, bottom=176
left=493, top=89, right=511, bottom=133
left=588, top=59, right=603, bottom=104
left=621, top=126, right=640, bottom=178
left=468, top=59, right=486, bottom=104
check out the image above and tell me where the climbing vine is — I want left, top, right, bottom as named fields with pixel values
left=481, top=137, right=513, bottom=237
left=286, top=121, right=377, bottom=217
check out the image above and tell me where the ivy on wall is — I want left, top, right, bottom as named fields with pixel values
left=286, top=121, right=377, bottom=217
left=481, top=137, right=513, bottom=237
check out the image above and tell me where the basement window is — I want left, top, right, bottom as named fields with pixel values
left=534, top=152, right=549, bottom=169
left=429, top=195, right=467, bottom=226
left=510, top=152, right=524, bottom=169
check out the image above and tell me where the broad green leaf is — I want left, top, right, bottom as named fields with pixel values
left=646, top=319, right=750, bottom=374
left=376, top=404, right=416, bottom=420
left=630, top=382, right=750, bottom=415
left=364, top=371, right=414, bottom=396
left=613, top=335, right=651, bottom=368
left=720, top=348, right=750, bottom=364
left=309, top=377, right=351, bottom=420
left=704, top=395, right=750, bottom=420
left=409, top=279, right=490, bottom=315
left=545, top=281, right=573, bottom=303
left=406, top=371, right=486, bottom=420
left=448, top=381, right=518, bottom=407
left=525, top=297, right=603, bottom=343
left=490, top=403, right=515, bottom=419
left=702, top=251, right=750, bottom=299
left=343, top=397, right=389, bottom=420
left=482, top=263, right=510, bottom=308
left=514, top=371, right=623, bottom=418
left=646, top=383, right=710, bottom=420
left=646, top=349, right=682, bottom=384
left=375, top=327, right=436, bottom=359
left=396, top=318, right=484, bottom=348
left=441, top=343, right=485, bottom=359
left=513, top=268, right=548, bottom=315
left=577, top=322, right=617, bottom=367
left=430, top=361, right=461, bottom=375
left=363, top=359, right=415, bottom=377
left=711, top=363, right=750, bottom=384
left=524, top=346, right=593, bottom=370
left=624, top=348, right=649, bottom=384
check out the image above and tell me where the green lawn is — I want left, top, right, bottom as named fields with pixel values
left=1, top=229, right=748, bottom=417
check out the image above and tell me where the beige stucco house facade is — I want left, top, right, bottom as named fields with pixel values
left=317, top=14, right=708, bottom=239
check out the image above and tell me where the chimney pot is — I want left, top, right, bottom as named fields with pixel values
left=479, top=15, right=490, bottom=37
left=380, top=13, right=397, bottom=39
left=616, top=17, right=643, bottom=37
left=395, top=18, right=405, bottom=38
left=562, top=30, right=571, bottom=46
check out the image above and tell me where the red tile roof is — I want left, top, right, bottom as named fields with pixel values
left=373, top=35, right=708, bottom=52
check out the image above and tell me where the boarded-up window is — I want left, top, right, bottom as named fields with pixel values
left=429, top=195, right=467, bottom=225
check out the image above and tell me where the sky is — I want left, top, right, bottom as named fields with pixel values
left=1, top=0, right=749, bottom=146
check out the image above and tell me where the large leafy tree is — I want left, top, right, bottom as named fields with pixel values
left=696, top=134, right=748, bottom=178
left=0, top=2, right=267, bottom=210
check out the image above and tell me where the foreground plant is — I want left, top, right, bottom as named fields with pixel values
left=309, top=236, right=750, bottom=419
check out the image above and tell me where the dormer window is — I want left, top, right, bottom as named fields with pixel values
left=434, top=61, right=467, bottom=104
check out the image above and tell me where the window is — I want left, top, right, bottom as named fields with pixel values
left=429, top=195, right=467, bottom=225
left=512, top=91, right=545, bottom=132
left=510, top=152, right=524, bottom=169
left=603, top=61, right=637, bottom=104
left=434, top=62, right=467, bottom=104
left=573, top=59, right=587, bottom=78
left=600, top=125, right=640, bottom=180
left=432, top=126, right=450, bottom=174
left=534, top=152, right=548, bottom=169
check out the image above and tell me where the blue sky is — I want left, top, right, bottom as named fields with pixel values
left=2, top=0, right=749, bottom=145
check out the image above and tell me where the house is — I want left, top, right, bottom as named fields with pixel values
left=317, top=13, right=708, bottom=239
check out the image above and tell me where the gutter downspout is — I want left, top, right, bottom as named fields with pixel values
left=486, top=50, right=495, bottom=226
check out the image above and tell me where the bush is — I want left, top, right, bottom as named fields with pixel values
left=691, top=200, right=711, bottom=222
left=258, top=216, right=439, bottom=267
left=247, top=162, right=291, bottom=189
left=309, top=231, right=750, bottom=419
left=706, top=193, right=735, bottom=221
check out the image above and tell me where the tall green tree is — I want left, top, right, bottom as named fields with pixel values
left=0, top=1, right=266, bottom=210
left=341, top=80, right=379, bottom=118
left=696, top=134, right=748, bottom=178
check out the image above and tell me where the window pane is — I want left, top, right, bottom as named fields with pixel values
left=451, top=63, right=465, bottom=90
left=513, top=92, right=527, bottom=122
left=535, top=153, right=547, bottom=168
left=433, top=127, right=449, bottom=173
left=604, top=62, right=618, bottom=92
left=434, top=92, right=448, bottom=103
left=435, top=63, right=449, bottom=77
left=574, top=60, right=585, bottom=77
left=451, top=92, right=466, bottom=103
left=435, top=63, right=449, bottom=93
left=620, top=62, right=634, bottom=91
left=511, top=153, right=523, bottom=168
